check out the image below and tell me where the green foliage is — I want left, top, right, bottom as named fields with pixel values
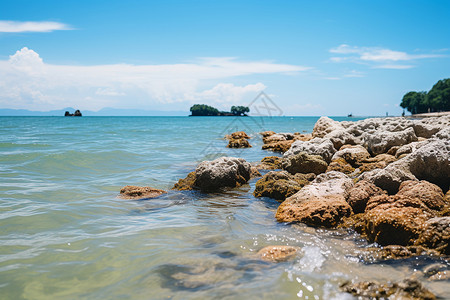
left=400, top=78, right=450, bottom=114
left=231, top=106, right=250, bottom=116
left=189, top=104, right=219, bottom=116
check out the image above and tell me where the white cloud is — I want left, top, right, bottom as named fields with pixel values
left=0, top=47, right=308, bottom=111
left=0, top=21, right=72, bottom=33
left=329, top=44, right=443, bottom=68
left=372, top=64, right=415, bottom=70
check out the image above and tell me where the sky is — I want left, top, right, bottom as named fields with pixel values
left=0, top=0, right=449, bottom=116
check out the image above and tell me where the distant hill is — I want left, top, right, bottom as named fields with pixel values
left=0, top=107, right=187, bottom=116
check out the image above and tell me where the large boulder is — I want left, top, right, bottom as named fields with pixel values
left=276, top=171, right=354, bottom=227
left=194, top=157, right=251, bottom=191
left=284, top=138, right=337, bottom=163
left=253, top=171, right=314, bottom=201
left=281, top=151, right=328, bottom=175
left=345, top=180, right=387, bottom=214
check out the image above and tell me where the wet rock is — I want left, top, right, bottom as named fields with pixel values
left=364, top=199, right=430, bottom=246
left=422, top=263, right=450, bottom=281
left=250, top=166, right=262, bottom=178
left=340, top=278, right=436, bottom=300
left=284, top=138, right=337, bottom=163
left=276, top=171, right=354, bottom=227
left=362, top=127, right=418, bottom=156
left=227, top=131, right=250, bottom=140
left=326, top=158, right=355, bottom=175
left=119, top=185, right=167, bottom=199
left=195, top=157, right=251, bottom=191
left=416, top=217, right=450, bottom=255
left=261, top=140, right=294, bottom=153
left=281, top=151, right=328, bottom=175
left=345, top=180, right=386, bottom=214
left=260, top=130, right=275, bottom=138
left=253, top=171, right=314, bottom=201
left=227, top=138, right=251, bottom=148
left=363, top=245, right=439, bottom=261
left=172, top=171, right=196, bottom=191
left=257, top=156, right=282, bottom=170
left=331, top=145, right=370, bottom=167
left=263, top=132, right=294, bottom=144
left=397, top=180, right=445, bottom=211
left=257, top=245, right=300, bottom=262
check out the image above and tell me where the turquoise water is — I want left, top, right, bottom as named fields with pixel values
left=1, top=116, right=448, bottom=299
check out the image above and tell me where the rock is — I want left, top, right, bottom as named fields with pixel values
left=387, top=145, right=401, bottom=156
left=345, top=180, right=386, bottom=214
left=358, top=154, right=397, bottom=173
left=422, top=263, right=450, bottom=281
left=74, top=109, right=82, bottom=117
left=260, top=130, right=275, bottom=138
left=227, top=131, right=250, bottom=140
left=331, top=145, right=370, bottom=167
left=261, top=140, right=294, bottom=153
left=257, top=156, right=282, bottom=170
left=363, top=139, right=450, bottom=194
left=397, top=180, right=445, bottom=211
left=362, top=127, right=418, bottom=155
left=413, top=115, right=450, bottom=138
left=312, top=116, right=344, bottom=138
left=250, top=166, right=262, bottom=178
left=284, top=138, right=337, bottom=163
left=257, top=245, right=299, bottom=262
left=227, top=138, right=251, bottom=148
left=276, top=171, right=354, bottom=227
left=363, top=245, right=438, bottom=261
left=281, top=151, right=328, bottom=175
left=263, top=132, right=294, bottom=144
left=326, top=158, right=355, bottom=175
left=340, top=278, right=436, bottom=300
left=119, top=185, right=167, bottom=199
left=434, top=127, right=450, bottom=140
left=194, top=157, right=251, bottom=191
left=293, top=133, right=313, bottom=142
left=364, top=200, right=430, bottom=246
left=253, top=171, right=314, bottom=201
left=172, top=171, right=196, bottom=191
left=365, top=194, right=433, bottom=213
left=416, top=217, right=450, bottom=255
left=395, top=140, right=428, bottom=158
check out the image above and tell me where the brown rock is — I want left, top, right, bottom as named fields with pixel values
left=260, top=130, right=275, bottom=138
left=281, top=151, right=328, bottom=175
left=327, top=158, right=355, bottom=175
left=172, top=171, right=196, bottom=191
left=332, top=145, right=370, bottom=167
left=253, top=171, right=314, bottom=201
left=227, top=138, right=251, bottom=148
left=365, top=194, right=433, bottom=213
left=345, top=180, right=387, bottom=213
left=261, top=140, right=294, bottom=153
left=250, top=166, right=262, bottom=178
left=364, top=203, right=429, bottom=246
left=226, top=131, right=250, bottom=140
left=397, top=180, right=445, bottom=211
left=257, top=245, right=299, bottom=262
left=340, top=278, right=436, bottom=300
left=257, top=156, right=282, bottom=170
left=119, top=185, right=167, bottom=199
left=276, top=195, right=352, bottom=227
left=293, top=133, right=313, bottom=142
left=359, top=154, right=397, bottom=173
left=416, top=217, right=450, bottom=255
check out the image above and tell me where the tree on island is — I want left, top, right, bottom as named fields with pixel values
left=400, top=78, right=450, bottom=114
left=190, top=104, right=219, bottom=116
left=231, top=106, right=250, bottom=116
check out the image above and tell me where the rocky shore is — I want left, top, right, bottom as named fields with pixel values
left=121, top=115, right=450, bottom=298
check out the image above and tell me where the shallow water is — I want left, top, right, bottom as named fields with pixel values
left=0, top=116, right=449, bottom=299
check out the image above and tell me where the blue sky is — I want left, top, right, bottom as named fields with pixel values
left=0, top=0, right=449, bottom=116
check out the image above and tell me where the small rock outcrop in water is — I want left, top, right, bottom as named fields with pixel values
left=225, top=131, right=251, bottom=148
left=257, top=245, right=300, bottom=262
left=118, top=185, right=166, bottom=199
left=340, top=278, right=436, bottom=299
left=173, top=157, right=252, bottom=192
left=65, top=110, right=82, bottom=117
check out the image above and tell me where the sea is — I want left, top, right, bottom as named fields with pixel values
left=0, top=116, right=448, bottom=299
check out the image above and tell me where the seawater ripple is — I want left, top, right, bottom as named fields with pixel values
left=0, top=116, right=448, bottom=299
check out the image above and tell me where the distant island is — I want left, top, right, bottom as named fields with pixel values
left=400, top=78, right=450, bottom=115
left=189, top=104, right=249, bottom=116
left=65, top=110, right=82, bottom=117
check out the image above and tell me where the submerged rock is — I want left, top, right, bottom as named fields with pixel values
left=119, top=185, right=167, bottom=199
left=257, top=245, right=300, bottom=262
left=253, top=171, right=314, bottom=201
left=340, top=278, right=436, bottom=300
left=281, top=151, right=328, bottom=175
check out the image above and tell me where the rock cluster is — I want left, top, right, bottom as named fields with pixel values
left=225, top=131, right=251, bottom=148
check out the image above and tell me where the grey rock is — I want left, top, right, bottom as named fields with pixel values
left=284, top=138, right=337, bottom=163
